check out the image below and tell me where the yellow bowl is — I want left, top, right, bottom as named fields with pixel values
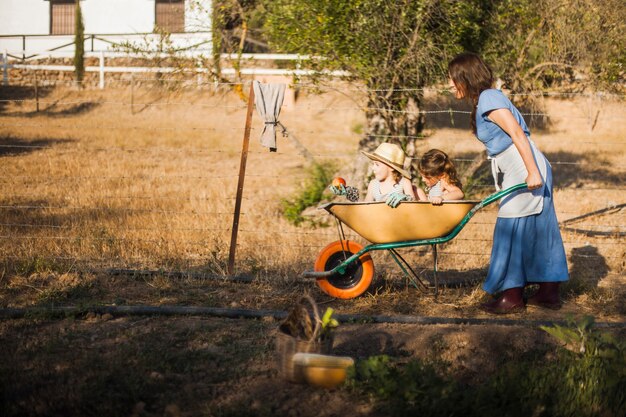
left=292, top=353, right=354, bottom=389
left=302, top=365, right=349, bottom=389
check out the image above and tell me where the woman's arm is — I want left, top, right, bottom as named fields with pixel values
left=487, top=108, right=542, bottom=190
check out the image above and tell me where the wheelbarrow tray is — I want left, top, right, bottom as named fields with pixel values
left=320, top=200, right=480, bottom=244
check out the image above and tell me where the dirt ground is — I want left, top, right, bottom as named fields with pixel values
left=1, top=271, right=625, bottom=417
left=1, top=310, right=614, bottom=417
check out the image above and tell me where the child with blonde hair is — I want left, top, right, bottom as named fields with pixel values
left=416, top=149, right=464, bottom=204
left=330, top=142, right=417, bottom=207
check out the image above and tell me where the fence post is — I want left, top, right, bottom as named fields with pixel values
left=34, top=72, right=39, bottom=112
left=228, top=82, right=255, bottom=275
left=99, top=51, right=105, bottom=89
left=3, top=50, right=8, bottom=86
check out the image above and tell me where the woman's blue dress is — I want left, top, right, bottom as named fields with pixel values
left=477, top=90, right=569, bottom=294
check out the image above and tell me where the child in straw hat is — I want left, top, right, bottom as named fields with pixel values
left=330, top=142, right=417, bottom=208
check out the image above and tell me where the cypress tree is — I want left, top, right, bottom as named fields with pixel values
left=74, top=0, right=85, bottom=87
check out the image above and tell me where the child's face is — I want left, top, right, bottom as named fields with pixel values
left=372, top=160, right=393, bottom=181
left=420, top=173, right=440, bottom=187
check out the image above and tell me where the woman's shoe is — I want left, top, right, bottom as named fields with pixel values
left=480, top=288, right=526, bottom=314
left=526, top=282, right=562, bottom=310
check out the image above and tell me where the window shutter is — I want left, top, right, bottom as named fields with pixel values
left=50, top=0, right=76, bottom=35
left=155, top=0, right=185, bottom=33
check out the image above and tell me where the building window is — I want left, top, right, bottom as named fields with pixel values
left=50, top=0, right=76, bottom=35
left=155, top=0, right=185, bottom=33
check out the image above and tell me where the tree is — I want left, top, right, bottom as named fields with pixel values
left=74, top=0, right=85, bottom=87
left=261, top=0, right=484, bottom=179
left=210, top=0, right=268, bottom=98
left=481, top=0, right=625, bottom=96
left=261, top=0, right=624, bottom=183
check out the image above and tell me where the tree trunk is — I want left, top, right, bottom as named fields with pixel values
left=351, top=89, right=425, bottom=190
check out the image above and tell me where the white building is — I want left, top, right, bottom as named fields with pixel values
left=0, top=0, right=212, bottom=59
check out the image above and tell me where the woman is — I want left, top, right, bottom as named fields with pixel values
left=447, top=52, right=569, bottom=314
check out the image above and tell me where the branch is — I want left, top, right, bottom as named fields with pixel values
left=515, top=1, right=567, bottom=68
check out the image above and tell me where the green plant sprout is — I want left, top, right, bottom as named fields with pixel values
left=320, top=307, right=339, bottom=339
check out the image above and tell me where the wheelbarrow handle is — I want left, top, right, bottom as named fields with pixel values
left=303, top=270, right=335, bottom=278
left=472, top=183, right=528, bottom=212
left=303, top=251, right=364, bottom=279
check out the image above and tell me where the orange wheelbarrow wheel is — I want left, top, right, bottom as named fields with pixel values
left=314, top=240, right=374, bottom=299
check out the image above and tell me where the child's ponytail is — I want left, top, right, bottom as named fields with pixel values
left=418, top=149, right=462, bottom=189
left=443, top=159, right=462, bottom=189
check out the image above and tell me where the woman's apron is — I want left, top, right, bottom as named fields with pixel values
left=489, top=138, right=548, bottom=218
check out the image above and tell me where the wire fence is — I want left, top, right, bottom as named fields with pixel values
left=1, top=79, right=624, bottom=280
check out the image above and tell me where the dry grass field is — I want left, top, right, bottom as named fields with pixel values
left=0, top=79, right=624, bottom=416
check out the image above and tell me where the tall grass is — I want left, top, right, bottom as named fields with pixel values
left=0, top=83, right=623, bottom=295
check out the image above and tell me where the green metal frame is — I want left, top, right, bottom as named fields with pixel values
left=304, top=183, right=528, bottom=296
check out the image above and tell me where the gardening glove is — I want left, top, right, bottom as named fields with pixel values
left=345, top=186, right=360, bottom=202
left=386, top=192, right=409, bottom=208
left=329, top=184, right=347, bottom=196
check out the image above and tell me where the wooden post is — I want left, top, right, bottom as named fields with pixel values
left=98, top=51, right=105, bottom=90
left=228, top=82, right=255, bottom=275
left=2, top=50, right=8, bottom=86
left=130, top=73, right=135, bottom=114
left=34, top=72, right=39, bottom=112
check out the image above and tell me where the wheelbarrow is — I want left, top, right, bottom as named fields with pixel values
left=303, top=183, right=528, bottom=299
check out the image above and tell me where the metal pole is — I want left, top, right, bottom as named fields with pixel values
left=99, top=51, right=105, bottom=89
left=228, top=82, right=255, bottom=275
left=3, top=50, right=8, bottom=86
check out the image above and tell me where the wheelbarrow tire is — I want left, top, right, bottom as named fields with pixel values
left=314, top=240, right=374, bottom=299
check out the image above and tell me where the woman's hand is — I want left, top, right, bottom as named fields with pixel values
left=525, top=171, right=543, bottom=190
left=489, top=108, right=544, bottom=192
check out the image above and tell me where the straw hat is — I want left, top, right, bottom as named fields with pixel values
left=361, top=143, right=411, bottom=179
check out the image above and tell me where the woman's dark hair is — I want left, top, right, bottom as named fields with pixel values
left=418, top=149, right=462, bottom=189
left=448, top=52, right=494, bottom=134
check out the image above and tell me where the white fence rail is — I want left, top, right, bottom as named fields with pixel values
left=0, top=33, right=214, bottom=60
left=0, top=43, right=343, bottom=89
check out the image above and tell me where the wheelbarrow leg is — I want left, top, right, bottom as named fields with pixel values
left=432, top=244, right=438, bottom=299
left=388, top=248, right=429, bottom=292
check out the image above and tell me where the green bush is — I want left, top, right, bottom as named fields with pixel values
left=347, top=316, right=626, bottom=417
left=281, top=162, right=335, bottom=226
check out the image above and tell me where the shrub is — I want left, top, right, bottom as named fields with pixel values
left=281, top=162, right=335, bottom=226
left=347, top=316, right=626, bottom=417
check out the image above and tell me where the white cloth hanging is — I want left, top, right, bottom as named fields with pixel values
left=253, top=81, right=286, bottom=152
